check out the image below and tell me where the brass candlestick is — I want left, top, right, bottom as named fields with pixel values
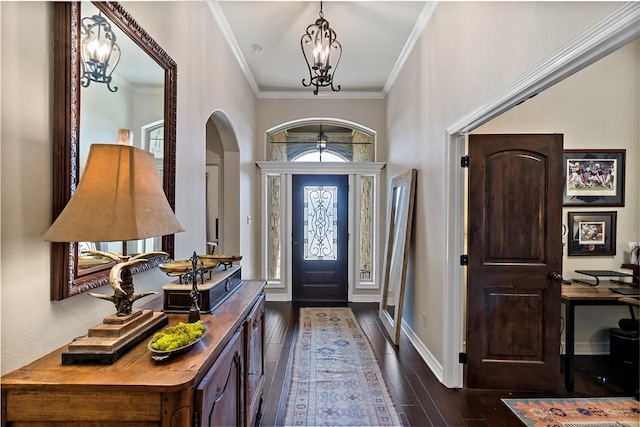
left=185, top=251, right=206, bottom=323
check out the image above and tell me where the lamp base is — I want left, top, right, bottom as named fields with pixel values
left=62, top=309, right=168, bottom=365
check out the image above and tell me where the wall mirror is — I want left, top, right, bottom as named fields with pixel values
left=379, top=169, right=417, bottom=344
left=51, top=1, right=177, bottom=300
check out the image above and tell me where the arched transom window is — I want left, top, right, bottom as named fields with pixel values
left=267, top=119, right=375, bottom=162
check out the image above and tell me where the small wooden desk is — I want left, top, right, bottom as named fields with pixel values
left=561, top=282, right=639, bottom=391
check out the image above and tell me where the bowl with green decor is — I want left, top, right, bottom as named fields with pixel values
left=148, top=320, right=207, bottom=361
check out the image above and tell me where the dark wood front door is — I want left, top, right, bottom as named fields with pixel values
left=292, top=175, right=348, bottom=302
left=466, top=134, right=563, bottom=391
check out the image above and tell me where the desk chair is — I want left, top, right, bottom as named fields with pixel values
left=609, top=296, right=639, bottom=397
left=617, top=296, right=639, bottom=331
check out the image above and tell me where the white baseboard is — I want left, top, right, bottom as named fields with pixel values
left=401, top=323, right=444, bottom=382
left=265, top=293, right=289, bottom=302
left=350, top=295, right=381, bottom=303
left=562, top=341, right=610, bottom=355
left=264, top=294, right=381, bottom=303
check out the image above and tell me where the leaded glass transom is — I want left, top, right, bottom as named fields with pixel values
left=267, top=122, right=374, bottom=162
left=303, top=185, right=338, bottom=260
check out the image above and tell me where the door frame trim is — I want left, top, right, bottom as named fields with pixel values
left=257, top=162, right=386, bottom=302
left=442, top=3, right=640, bottom=388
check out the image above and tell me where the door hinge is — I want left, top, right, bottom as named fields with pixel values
left=460, top=255, right=468, bottom=266
left=461, top=155, right=469, bottom=168
left=459, top=352, right=467, bottom=364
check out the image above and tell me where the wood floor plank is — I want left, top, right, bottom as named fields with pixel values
left=401, top=404, right=432, bottom=426
left=443, top=389, right=486, bottom=423
left=464, top=419, right=491, bottom=427
left=379, top=358, right=422, bottom=406
left=463, top=390, right=523, bottom=427
left=402, top=363, right=453, bottom=425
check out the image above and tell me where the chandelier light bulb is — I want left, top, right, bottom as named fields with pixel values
left=313, top=42, right=325, bottom=67
left=88, top=39, right=111, bottom=63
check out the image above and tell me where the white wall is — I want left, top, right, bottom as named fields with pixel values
left=81, top=78, right=163, bottom=172
left=386, top=1, right=624, bottom=367
left=475, top=39, right=639, bottom=353
left=81, top=81, right=134, bottom=168
left=0, top=1, right=257, bottom=374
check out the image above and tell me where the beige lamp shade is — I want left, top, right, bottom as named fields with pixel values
left=44, top=144, right=184, bottom=242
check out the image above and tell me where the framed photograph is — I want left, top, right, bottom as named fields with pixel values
left=563, top=149, right=625, bottom=207
left=568, top=211, right=617, bottom=256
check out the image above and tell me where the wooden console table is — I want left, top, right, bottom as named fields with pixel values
left=1, top=280, right=266, bottom=427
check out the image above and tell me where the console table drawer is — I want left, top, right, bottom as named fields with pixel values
left=6, top=389, right=160, bottom=423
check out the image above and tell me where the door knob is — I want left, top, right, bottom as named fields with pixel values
left=548, top=272, right=563, bottom=283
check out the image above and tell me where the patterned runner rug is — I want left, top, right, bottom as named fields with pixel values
left=502, top=397, right=640, bottom=426
left=284, top=307, right=402, bottom=426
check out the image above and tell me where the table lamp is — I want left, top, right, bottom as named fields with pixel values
left=44, top=135, right=184, bottom=364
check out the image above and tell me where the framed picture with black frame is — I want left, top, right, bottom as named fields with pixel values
left=563, top=149, right=625, bottom=207
left=568, top=211, right=617, bottom=256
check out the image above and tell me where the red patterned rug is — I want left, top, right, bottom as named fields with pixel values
left=502, top=397, right=639, bottom=426
left=284, top=307, right=402, bottom=426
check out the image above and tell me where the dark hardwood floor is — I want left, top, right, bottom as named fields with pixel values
left=257, top=302, right=633, bottom=427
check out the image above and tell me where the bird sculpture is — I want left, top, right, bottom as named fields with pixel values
left=86, top=250, right=169, bottom=317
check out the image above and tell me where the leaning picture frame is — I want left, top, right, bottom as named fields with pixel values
left=563, top=149, right=625, bottom=207
left=568, top=211, right=617, bottom=256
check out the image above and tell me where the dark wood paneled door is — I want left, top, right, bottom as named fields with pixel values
left=292, top=175, right=348, bottom=302
left=466, top=134, right=563, bottom=391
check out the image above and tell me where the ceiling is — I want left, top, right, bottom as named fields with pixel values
left=210, top=1, right=434, bottom=99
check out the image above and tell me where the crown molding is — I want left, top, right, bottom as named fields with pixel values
left=383, top=1, right=438, bottom=95
left=206, top=0, right=260, bottom=95
left=256, top=90, right=386, bottom=100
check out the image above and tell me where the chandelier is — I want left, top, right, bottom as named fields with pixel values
left=80, top=13, right=121, bottom=92
left=316, top=124, right=329, bottom=160
left=300, top=1, right=342, bottom=95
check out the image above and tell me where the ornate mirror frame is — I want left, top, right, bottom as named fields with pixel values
left=379, top=169, right=417, bottom=344
left=51, top=1, right=177, bottom=300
